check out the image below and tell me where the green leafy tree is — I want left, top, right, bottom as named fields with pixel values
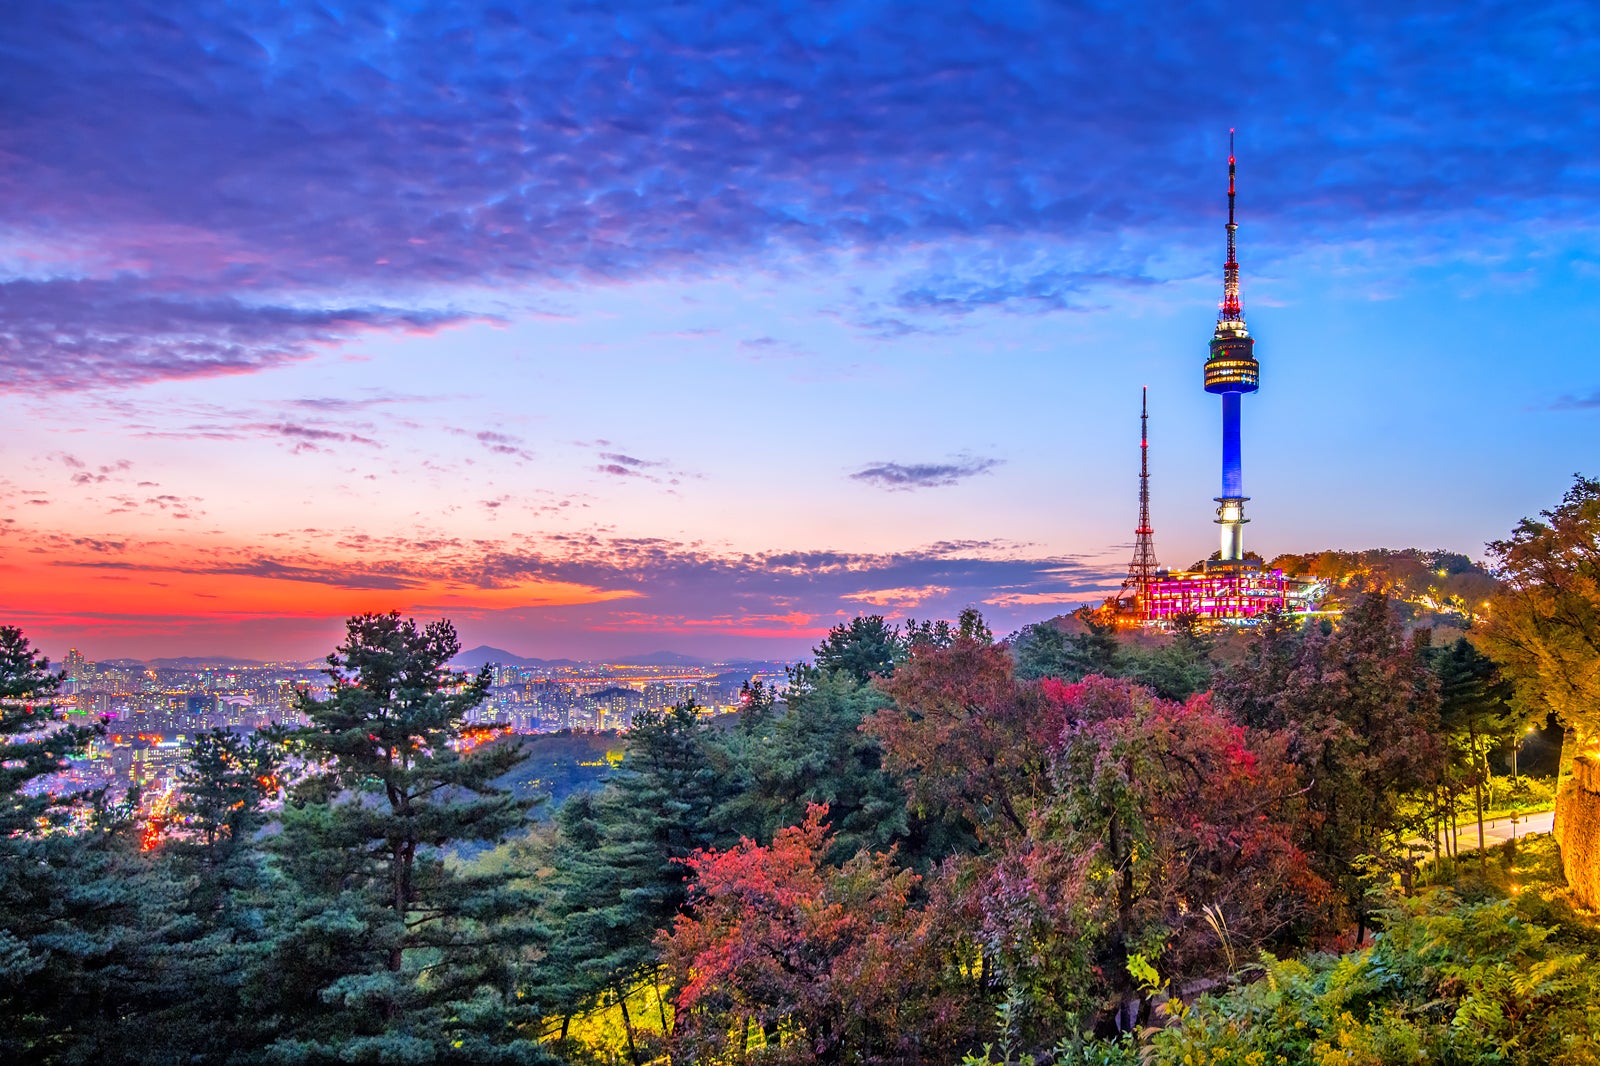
left=1011, top=620, right=1078, bottom=681
left=1118, top=613, right=1215, bottom=701
left=252, top=612, right=543, bottom=1063
left=1478, top=474, right=1600, bottom=773
left=720, top=669, right=909, bottom=864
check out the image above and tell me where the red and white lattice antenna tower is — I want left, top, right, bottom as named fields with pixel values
left=1121, top=386, right=1160, bottom=617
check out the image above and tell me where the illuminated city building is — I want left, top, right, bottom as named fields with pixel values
left=1142, top=565, right=1323, bottom=622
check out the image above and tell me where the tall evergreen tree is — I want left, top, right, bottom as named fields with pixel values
left=149, top=728, right=289, bottom=1059
left=174, top=727, right=286, bottom=914
left=1430, top=638, right=1516, bottom=863
left=0, top=626, right=176, bottom=1063
left=1216, top=593, right=1444, bottom=926
left=811, top=615, right=904, bottom=683
left=536, top=702, right=734, bottom=1054
left=721, top=670, right=907, bottom=864
left=250, top=612, right=544, bottom=1063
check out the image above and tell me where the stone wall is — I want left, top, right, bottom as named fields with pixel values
left=1553, top=755, right=1600, bottom=909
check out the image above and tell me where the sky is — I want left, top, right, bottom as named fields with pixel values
left=2, top=0, right=1597, bottom=663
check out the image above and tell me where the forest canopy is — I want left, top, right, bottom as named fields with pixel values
left=4, top=483, right=1599, bottom=1064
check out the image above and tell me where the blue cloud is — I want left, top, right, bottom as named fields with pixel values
left=1, top=0, right=1596, bottom=387
left=0, top=278, right=481, bottom=390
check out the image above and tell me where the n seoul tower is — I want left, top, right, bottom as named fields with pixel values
left=1203, top=131, right=1260, bottom=564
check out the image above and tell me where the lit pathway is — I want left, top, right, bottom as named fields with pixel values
left=1412, top=809, right=1555, bottom=855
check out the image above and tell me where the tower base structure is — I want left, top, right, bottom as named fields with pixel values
left=1214, top=495, right=1248, bottom=562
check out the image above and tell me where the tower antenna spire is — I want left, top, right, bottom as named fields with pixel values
left=1221, top=128, right=1242, bottom=323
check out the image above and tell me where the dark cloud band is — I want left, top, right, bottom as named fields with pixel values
left=0, top=278, right=480, bottom=391
left=851, top=456, right=1003, bottom=490
left=0, top=0, right=1594, bottom=389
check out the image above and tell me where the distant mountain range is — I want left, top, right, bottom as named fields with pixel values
left=80, top=648, right=787, bottom=672
left=449, top=645, right=790, bottom=670
left=450, top=646, right=583, bottom=669
left=150, top=656, right=266, bottom=669
left=621, top=650, right=710, bottom=667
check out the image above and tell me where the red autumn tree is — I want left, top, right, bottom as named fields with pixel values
left=660, top=805, right=982, bottom=1064
left=915, top=672, right=1324, bottom=1037
left=986, top=678, right=1329, bottom=1036
left=869, top=631, right=1061, bottom=848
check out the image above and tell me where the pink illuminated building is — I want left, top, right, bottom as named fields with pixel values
left=1144, top=567, right=1288, bottom=621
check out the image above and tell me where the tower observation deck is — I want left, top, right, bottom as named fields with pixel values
left=1204, top=131, right=1258, bottom=564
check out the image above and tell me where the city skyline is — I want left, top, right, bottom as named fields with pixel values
left=3, top=1, right=1597, bottom=661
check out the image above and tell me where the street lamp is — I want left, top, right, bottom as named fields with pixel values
left=1513, top=724, right=1536, bottom=786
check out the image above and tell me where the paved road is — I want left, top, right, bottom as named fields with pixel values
left=1413, top=809, right=1555, bottom=854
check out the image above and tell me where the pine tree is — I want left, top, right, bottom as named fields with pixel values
left=0, top=625, right=93, bottom=835
left=250, top=612, right=546, bottom=1063
left=1217, top=594, right=1444, bottom=927
left=1431, top=638, right=1516, bottom=866
left=0, top=626, right=179, bottom=1062
left=811, top=615, right=904, bottom=683
left=150, top=728, right=289, bottom=1059
left=537, top=702, right=733, bottom=1052
left=174, top=727, right=286, bottom=913
left=725, top=670, right=908, bottom=864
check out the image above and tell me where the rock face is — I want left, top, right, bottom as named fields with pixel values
left=1554, top=756, right=1600, bottom=909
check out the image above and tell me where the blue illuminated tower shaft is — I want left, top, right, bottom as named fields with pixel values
left=1203, top=132, right=1259, bottom=564
left=1218, top=392, right=1245, bottom=559
left=1222, top=392, right=1242, bottom=498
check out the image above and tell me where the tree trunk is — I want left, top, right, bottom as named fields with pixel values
left=1471, top=730, right=1487, bottom=870
left=1474, top=777, right=1487, bottom=865
left=1108, top=812, right=1134, bottom=1001
left=1558, top=723, right=1577, bottom=781
left=618, top=986, right=638, bottom=1063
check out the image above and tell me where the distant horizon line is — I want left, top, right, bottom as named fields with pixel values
left=46, top=645, right=807, bottom=670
